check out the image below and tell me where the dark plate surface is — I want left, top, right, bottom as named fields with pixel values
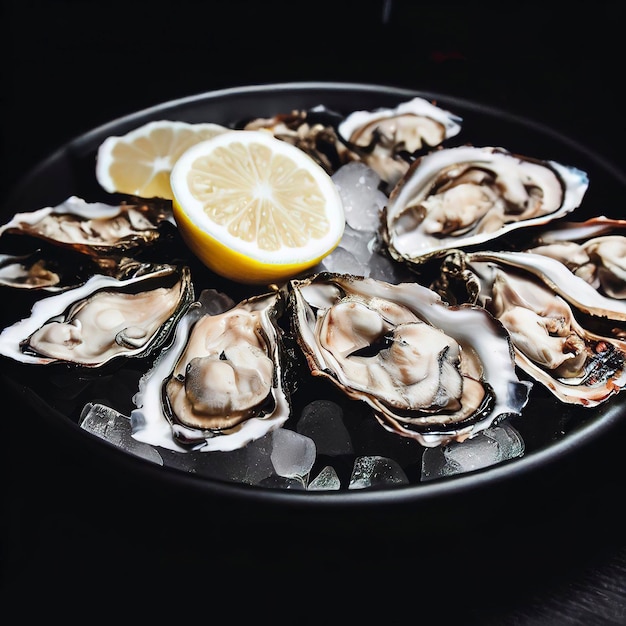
left=2, top=81, right=625, bottom=508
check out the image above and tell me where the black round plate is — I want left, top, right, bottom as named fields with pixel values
left=2, top=81, right=625, bottom=509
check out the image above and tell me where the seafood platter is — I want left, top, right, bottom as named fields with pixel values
left=1, top=82, right=625, bottom=504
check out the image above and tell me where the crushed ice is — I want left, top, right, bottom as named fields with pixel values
left=80, top=402, right=163, bottom=464
left=349, top=455, right=409, bottom=489
left=80, top=400, right=526, bottom=491
left=421, top=422, right=525, bottom=481
left=313, top=162, right=415, bottom=282
left=332, top=161, right=387, bottom=232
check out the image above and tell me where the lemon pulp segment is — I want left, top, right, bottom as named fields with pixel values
left=188, top=140, right=331, bottom=252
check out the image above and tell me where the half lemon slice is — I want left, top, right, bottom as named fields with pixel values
left=170, top=129, right=345, bottom=285
left=95, top=119, right=229, bottom=200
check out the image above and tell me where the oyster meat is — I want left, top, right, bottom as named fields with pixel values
left=289, top=272, right=531, bottom=447
left=337, top=97, right=463, bottom=190
left=0, top=264, right=193, bottom=367
left=435, top=250, right=626, bottom=406
left=130, top=288, right=290, bottom=452
left=382, top=145, right=589, bottom=268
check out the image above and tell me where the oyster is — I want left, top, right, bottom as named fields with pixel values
left=337, top=97, right=463, bottom=189
left=528, top=216, right=626, bottom=299
left=0, top=196, right=175, bottom=270
left=0, top=251, right=63, bottom=290
left=288, top=272, right=531, bottom=447
left=382, top=145, right=589, bottom=268
left=0, top=264, right=193, bottom=367
left=434, top=250, right=626, bottom=406
left=130, top=288, right=290, bottom=452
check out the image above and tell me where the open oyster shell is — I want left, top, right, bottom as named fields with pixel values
left=0, top=196, right=175, bottom=271
left=337, top=97, right=463, bottom=190
left=288, top=272, right=531, bottom=447
left=0, top=251, right=64, bottom=291
left=0, top=263, right=193, bottom=367
left=382, top=145, right=589, bottom=268
left=130, top=288, right=291, bottom=452
left=434, top=250, right=626, bottom=406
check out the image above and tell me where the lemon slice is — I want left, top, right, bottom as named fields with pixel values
left=170, top=129, right=345, bottom=285
left=95, top=120, right=229, bottom=200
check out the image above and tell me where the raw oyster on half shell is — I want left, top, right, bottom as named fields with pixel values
left=130, top=288, right=290, bottom=452
left=0, top=251, right=64, bottom=290
left=434, top=250, right=626, bottom=407
left=382, top=145, right=589, bottom=269
left=337, top=97, right=463, bottom=190
left=0, top=196, right=175, bottom=271
left=0, top=263, right=193, bottom=367
left=288, top=272, right=531, bottom=447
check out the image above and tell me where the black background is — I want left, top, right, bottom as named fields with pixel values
left=2, top=1, right=626, bottom=623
